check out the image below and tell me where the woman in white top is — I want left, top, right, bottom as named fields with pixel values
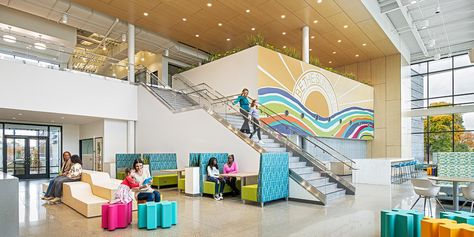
left=132, top=158, right=161, bottom=202
left=207, top=157, right=226, bottom=200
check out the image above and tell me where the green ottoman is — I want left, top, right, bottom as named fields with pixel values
left=203, top=180, right=241, bottom=195
left=242, top=184, right=258, bottom=203
left=178, top=178, right=185, bottom=192
left=152, top=174, right=178, bottom=188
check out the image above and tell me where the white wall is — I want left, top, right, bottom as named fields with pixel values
left=103, top=119, right=128, bottom=163
left=79, top=120, right=104, bottom=140
left=0, top=60, right=137, bottom=121
left=62, top=124, right=80, bottom=155
left=136, top=86, right=260, bottom=172
left=180, top=46, right=259, bottom=97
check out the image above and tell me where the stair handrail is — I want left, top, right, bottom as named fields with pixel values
left=205, top=94, right=357, bottom=170
left=172, top=74, right=355, bottom=186
left=173, top=74, right=356, bottom=169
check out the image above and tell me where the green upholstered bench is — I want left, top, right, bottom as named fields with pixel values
left=241, top=184, right=258, bottom=203
left=152, top=174, right=178, bottom=188
left=178, top=178, right=185, bottom=192
left=203, top=180, right=241, bottom=195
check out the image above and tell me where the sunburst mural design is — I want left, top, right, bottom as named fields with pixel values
left=256, top=47, right=374, bottom=140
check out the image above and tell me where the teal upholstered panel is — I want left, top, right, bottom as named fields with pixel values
left=436, top=152, right=474, bottom=180
left=258, top=152, right=289, bottom=203
left=189, top=153, right=201, bottom=167
left=197, top=153, right=228, bottom=193
left=145, top=153, right=177, bottom=176
left=116, top=153, right=141, bottom=175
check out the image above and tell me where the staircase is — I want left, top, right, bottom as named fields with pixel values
left=224, top=114, right=347, bottom=201
left=137, top=70, right=355, bottom=205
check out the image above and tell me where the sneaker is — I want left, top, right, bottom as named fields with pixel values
left=41, top=196, right=53, bottom=201
left=49, top=197, right=61, bottom=204
left=219, top=193, right=224, bottom=200
left=214, top=194, right=220, bottom=201
left=258, top=140, right=265, bottom=145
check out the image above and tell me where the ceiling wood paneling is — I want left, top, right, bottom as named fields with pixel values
left=71, top=0, right=399, bottom=67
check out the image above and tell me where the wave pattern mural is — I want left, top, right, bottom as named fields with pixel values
left=259, top=87, right=374, bottom=140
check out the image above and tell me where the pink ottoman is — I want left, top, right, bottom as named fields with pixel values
left=101, top=202, right=132, bottom=231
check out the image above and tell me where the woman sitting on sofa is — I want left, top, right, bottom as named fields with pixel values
left=42, top=151, right=72, bottom=201
left=45, top=154, right=83, bottom=204
left=132, top=158, right=161, bottom=202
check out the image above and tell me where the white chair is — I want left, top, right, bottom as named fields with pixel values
left=460, top=183, right=474, bottom=212
left=410, top=178, right=446, bottom=217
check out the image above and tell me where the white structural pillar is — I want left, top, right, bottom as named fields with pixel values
left=127, top=23, right=135, bottom=153
left=127, top=23, right=135, bottom=83
left=127, top=120, right=135, bottom=153
left=302, top=26, right=310, bottom=64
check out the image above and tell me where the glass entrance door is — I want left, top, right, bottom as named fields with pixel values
left=5, top=136, right=48, bottom=179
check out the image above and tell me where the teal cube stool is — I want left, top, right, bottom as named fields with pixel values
left=138, top=203, right=147, bottom=229
left=146, top=202, right=158, bottom=230
left=170, top=201, right=178, bottom=225
left=380, top=209, right=423, bottom=237
left=440, top=211, right=474, bottom=224
left=161, top=202, right=172, bottom=228
left=137, top=201, right=178, bottom=230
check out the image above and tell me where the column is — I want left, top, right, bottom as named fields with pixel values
left=127, top=120, right=135, bottom=153
left=302, top=26, right=310, bottom=64
left=127, top=23, right=135, bottom=83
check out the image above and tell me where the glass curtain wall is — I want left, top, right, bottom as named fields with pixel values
left=410, top=54, right=474, bottom=162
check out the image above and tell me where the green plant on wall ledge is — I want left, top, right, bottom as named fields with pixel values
left=180, top=34, right=358, bottom=82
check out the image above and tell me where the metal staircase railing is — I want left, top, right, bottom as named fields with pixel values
left=172, top=74, right=356, bottom=198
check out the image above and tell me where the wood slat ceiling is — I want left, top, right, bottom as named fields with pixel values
left=72, top=0, right=399, bottom=67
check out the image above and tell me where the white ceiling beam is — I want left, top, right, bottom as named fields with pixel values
left=394, top=0, right=429, bottom=57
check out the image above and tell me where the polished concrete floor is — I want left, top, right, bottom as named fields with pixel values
left=18, top=180, right=446, bottom=237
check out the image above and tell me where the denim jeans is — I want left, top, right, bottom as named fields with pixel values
left=44, top=179, right=55, bottom=196
left=137, top=190, right=161, bottom=202
left=207, top=176, right=225, bottom=194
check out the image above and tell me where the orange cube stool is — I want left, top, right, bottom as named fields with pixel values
left=422, top=218, right=457, bottom=237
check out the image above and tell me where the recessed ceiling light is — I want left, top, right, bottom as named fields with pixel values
left=226, top=38, right=231, bottom=41
left=311, top=36, right=315, bottom=39
left=34, top=42, right=46, bottom=50
left=251, top=27, right=255, bottom=31
left=195, top=34, right=200, bottom=37
left=355, top=54, right=359, bottom=57
left=317, top=0, right=323, bottom=3
left=245, top=9, right=250, bottom=13
left=3, top=35, right=16, bottom=43
left=102, top=46, right=107, bottom=51
left=313, top=20, right=318, bottom=24
left=283, top=45, right=287, bottom=49
left=82, top=57, right=86, bottom=62
left=337, top=39, right=342, bottom=43
left=207, top=2, right=212, bottom=7
left=343, top=25, right=348, bottom=28
left=122, top=33, right=126, bottom=42
left=18, top=113, right=22, bottom=116
left=182, top=18, right=187, bottom=22
left=362, top=43, right=367, bottom=46
left=60, top=117, right=65, bottom=119
left=112, top=73, right=116, bottom=77
left=143, top=12, right=149, bottom=16
left=218, top=23, right=223, bottom=26
left=141, top=57, right=145, bottom=61
left=309, top=48, right=312, bottom=51
left=50, top=120, right=55, bottom=123
left=332, top=51, right=336, bottom=54
left=282, top=32, right=286, bottom=35
left=329, top=61, right=332, bottom=64
left=281, top=15, right=286, bottom=19
left=410, top=0, right=417, bottom=4
left=12, top=117, right=16, bottom=120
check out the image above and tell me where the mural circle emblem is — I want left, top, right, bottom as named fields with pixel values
left=293, top=70, right=338, bottom=116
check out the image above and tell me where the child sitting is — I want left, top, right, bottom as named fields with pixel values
left=110, top=168, right=143, bottom=204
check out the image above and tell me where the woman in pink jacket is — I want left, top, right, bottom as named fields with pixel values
left=223, top=154, right=240, bottom=196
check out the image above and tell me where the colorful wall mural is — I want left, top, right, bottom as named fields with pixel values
left=257, top=47, right=374, bottom=140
